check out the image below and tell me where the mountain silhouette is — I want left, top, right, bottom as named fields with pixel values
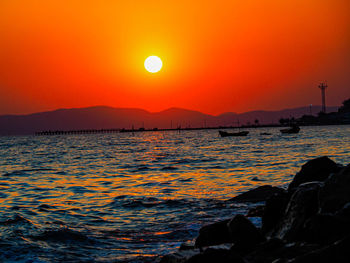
left=0, top=105, right=339, bottom=135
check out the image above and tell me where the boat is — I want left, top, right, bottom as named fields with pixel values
left=280, top=125, right=300, bottom=134
left=219, top=130, right=249, bottom=137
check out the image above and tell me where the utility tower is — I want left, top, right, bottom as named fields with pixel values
left=318, top=82, right=327, bottom=113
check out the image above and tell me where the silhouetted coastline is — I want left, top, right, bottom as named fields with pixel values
left=0, top=105, right=341, bottom=136
left=31, top=98, right=350, bottom=136
left=283, top=98, right=350, bottom=126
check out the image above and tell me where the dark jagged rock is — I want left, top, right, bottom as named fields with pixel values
left=319, top=164, right=350, bottom=213
left=303, top=213, right=350, bottom=245
left=160, top=250, right=199, bottom=263
left=245, top=238, right=319, bottom=263
left=291, top=236, right=350, bottom=263
left=335, top=202, right=350, bottom=218
left=229, top=185, right=285, bottom=203
left=288, top=156, right=340, bottom=192
left=262, top=191, right=290, bottom=235
left=195, top=215, right=264, bottom=251
left=272, top=182, right=321, bottom=241
left=185, top=248, right=246, bottom=263
left=244, top=238, right=285, bottom=263
left=195, top=219, right=231, bottom=248
left=228, top=214, right=265, bottom=254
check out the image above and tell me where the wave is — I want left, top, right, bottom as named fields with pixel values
left=160, top=166, right=178, bottom=171
left=2, top=168, right=53, bottom=177
left=66, top=186, right=97, bottom=194
left=109, top=196, right=230, bottom=210
left=0, top=214, right=33, bottom=226
left=30, top=228, right=93, bottom=244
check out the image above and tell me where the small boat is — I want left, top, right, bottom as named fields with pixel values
left=280, top=125, right=300, bottom=134
left=260, top=132, right=272, bottom=135
left=219, top=130, right=249, bottom=137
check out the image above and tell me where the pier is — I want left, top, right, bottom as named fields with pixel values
left=34, top=124, right=282, bottom=136
left=35, top=129, right=120, bottom=136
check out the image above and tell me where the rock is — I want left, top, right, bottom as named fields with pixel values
left=195, top=219, right=231, bottom=248
left=160, top=250, right=199, bottom=263
left=185, top=248, right=246, bottom=263
left=335, top=202, right=350, bottom=219
left=244, top=238, right=285, bottom=263
left=228, top=214, right=265, bottom=254
left=272, top=182, right=321, bottom=241
left=195, top=215, right=265, bottom=251
left=262, top=191, right=291, bottom=235
left=319, top=164, right=350, bottom=213
left=290, top=235, right=350, bottom=263
left=303, top=213, right=350, bottom=244
left=288, top=156, right=340, bottom=192
left=229, top=185, right=286, bottom=203
left=245, top=238, right=319, bottom=263
left=271, top=259, right=288, bottom=263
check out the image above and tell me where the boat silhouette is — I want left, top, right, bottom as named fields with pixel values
left=219, top=130, right=249, bottom=137
left=280, top=125, right=300, bottom=134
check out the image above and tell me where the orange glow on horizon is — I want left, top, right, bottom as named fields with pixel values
left=0, top=0, right=349, bottom=115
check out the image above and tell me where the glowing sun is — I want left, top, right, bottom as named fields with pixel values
left=144, top=56, right=163, bottom=73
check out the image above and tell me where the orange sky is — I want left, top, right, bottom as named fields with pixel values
left=0, top=0, right=349, bottom=115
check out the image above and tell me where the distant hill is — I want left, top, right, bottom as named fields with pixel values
left=0, top=105, right=339, bottom=135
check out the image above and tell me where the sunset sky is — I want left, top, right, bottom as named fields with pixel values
left=0, top=0, right=349, bottom=115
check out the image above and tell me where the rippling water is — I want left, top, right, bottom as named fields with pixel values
left=0, top=126, right=349, bottom=262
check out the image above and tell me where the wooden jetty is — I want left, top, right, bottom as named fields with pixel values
left=35, top=129, right=120, bottom=136
left=34, top=124, right=282, bottom=136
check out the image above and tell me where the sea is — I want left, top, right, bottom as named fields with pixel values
left=0, top=126, right=349, bottom=262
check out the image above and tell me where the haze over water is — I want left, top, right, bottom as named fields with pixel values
left=0, top=126, right=350, bottom=262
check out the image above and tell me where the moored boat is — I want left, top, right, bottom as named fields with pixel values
left=280, top=125, right=300, bottom=134
left=219, top=130, right=249, bottom=137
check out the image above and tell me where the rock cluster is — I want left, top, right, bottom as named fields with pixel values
left=160, top=156, right=350, bottom=263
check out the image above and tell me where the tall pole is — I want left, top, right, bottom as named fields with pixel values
left=318, top=82, right=327, bottom=113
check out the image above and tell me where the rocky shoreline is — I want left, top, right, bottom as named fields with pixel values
left=159, top=156, right=350, bottom=263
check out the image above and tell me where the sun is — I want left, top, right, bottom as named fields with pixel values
left=144, top=56, right=163, bottom=73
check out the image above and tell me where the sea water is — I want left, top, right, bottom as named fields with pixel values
left=0, top=126, right=349, bottom=262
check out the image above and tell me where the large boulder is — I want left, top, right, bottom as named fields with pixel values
left=319, top=164, right=350, bottom=213
left=229, top=185, right=285, bottom=203
left=291, top=235, right=350, bottom=263
left=228, top=214, right=265, bottom=254
left=303, top=213, right=350, bottom=245
left=195, top=219, right=231, bottom=248
left=245, top=238, right=319, bottom=263
left=272, top=182, right=321, bottom=241
left=195, top=215, right=265, bottom=251
left=335, top=202, right=350, bottom=219
left=288, top=156, right=340, bottom=192
left=262, top=191, right=291, bottom=235
left=244, top=238, right=285, bottom=263
left=185, top=248, right=245, bottom=263
left=160, top=250, right=200, bottom=263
